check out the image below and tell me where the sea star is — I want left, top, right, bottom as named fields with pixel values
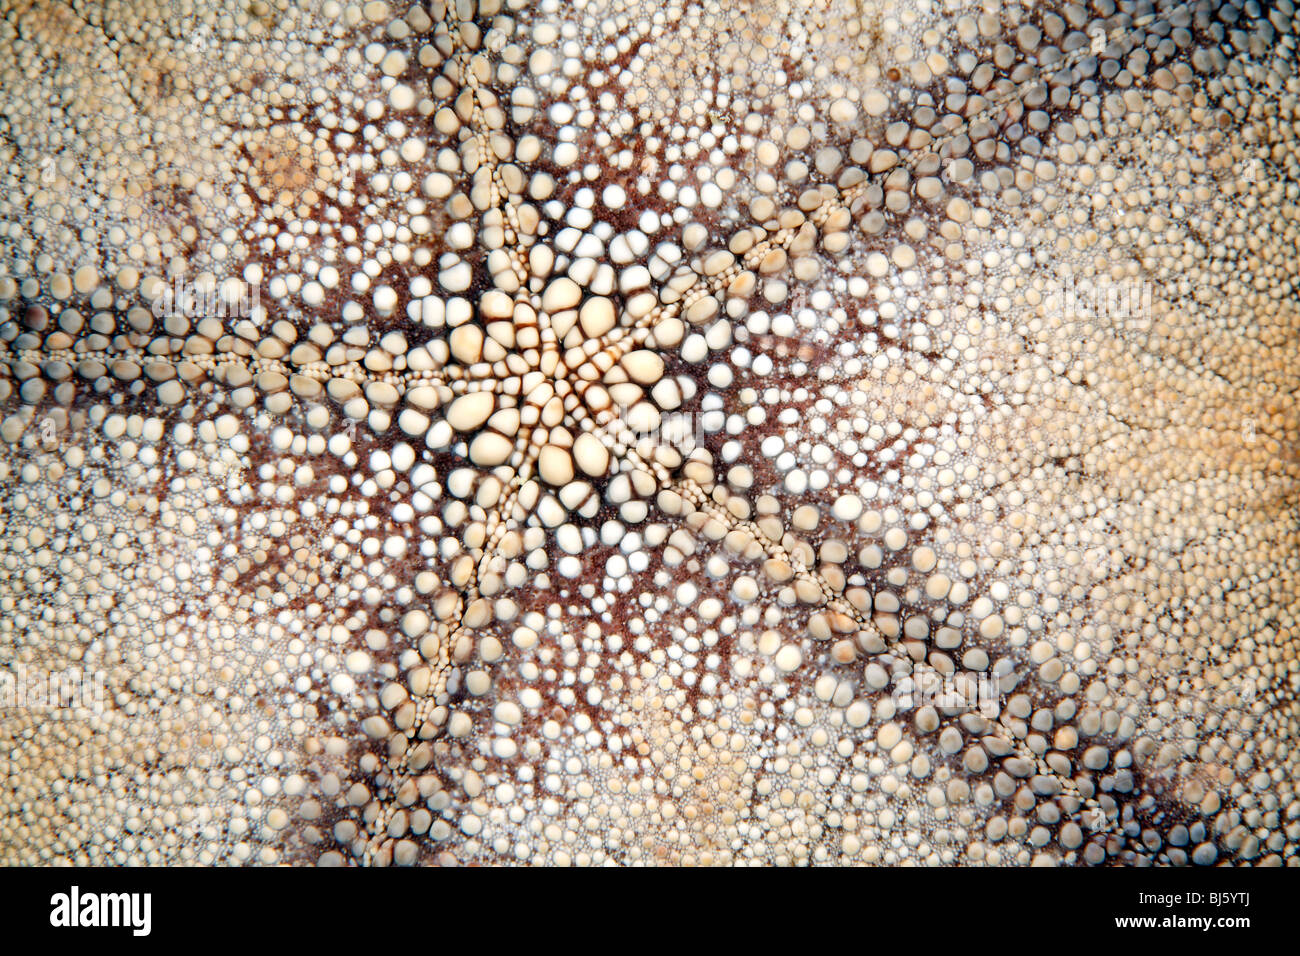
left=1, top=0, right=1297, bottom=866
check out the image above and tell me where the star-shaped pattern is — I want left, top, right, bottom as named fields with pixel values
left=1, top=0, right=1297, bottom=866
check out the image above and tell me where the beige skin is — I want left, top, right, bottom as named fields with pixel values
left=0, top=0, right=1297, bottom=866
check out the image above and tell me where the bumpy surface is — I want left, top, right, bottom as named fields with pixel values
left=1, top=0, right=1297, bottom=866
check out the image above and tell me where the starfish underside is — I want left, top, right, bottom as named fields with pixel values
left=0, top=0, right=1298, bottom=866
